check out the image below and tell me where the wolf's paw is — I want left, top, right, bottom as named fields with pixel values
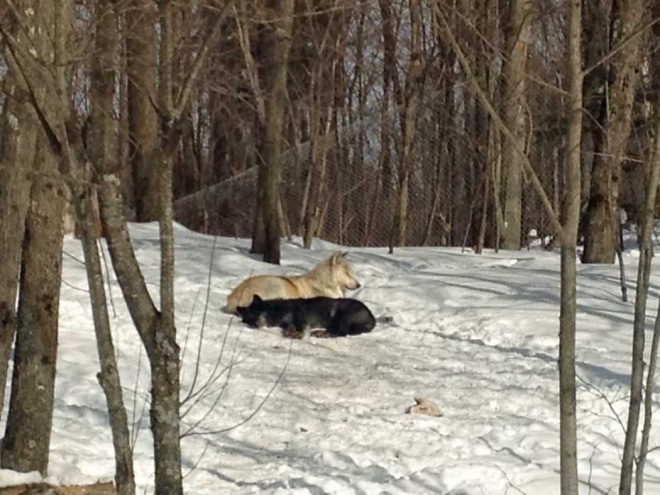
left=282, top=326, right=304, bottom=339
left=309, top=329, right=334, bottom=339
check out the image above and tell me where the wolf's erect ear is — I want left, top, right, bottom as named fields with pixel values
left=330, top=251, right=346, bottom=264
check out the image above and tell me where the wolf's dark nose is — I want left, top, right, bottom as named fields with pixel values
left=355, top=282, right=361, bottom=289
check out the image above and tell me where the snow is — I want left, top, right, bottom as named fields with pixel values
left=1, top=221, right=660, bottom=494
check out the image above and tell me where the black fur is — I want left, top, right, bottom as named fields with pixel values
left=236, top=295, right=379, bottom=337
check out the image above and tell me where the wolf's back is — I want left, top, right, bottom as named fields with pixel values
left=226, top=276, right=300, bottom=314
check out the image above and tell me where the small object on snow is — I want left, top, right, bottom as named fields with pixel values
left=406, top=397, right=443, bottom=417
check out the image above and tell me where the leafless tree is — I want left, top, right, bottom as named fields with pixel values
left=558, top=0, right=584, bottom=491
left=0, top=0, right=39, bottom=421
left=249, top=0, right=296, bottom=263
left=86, top=1, right=136, bottom=493
left=1, top=0, right=70, bottom=475
left=620, top=16, right=660, bottom=495
left=126, top=0, right=160, bottom=221
left=631, top=84, right=660, bottom=495
left=582, top=0, right=646, bottom=263
left=501, top=0, right=532, bottom=249
left=433, top=0, right=583, bottom=492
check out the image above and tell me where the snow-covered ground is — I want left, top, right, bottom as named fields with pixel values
left=1, top=222, right=659, bottom=494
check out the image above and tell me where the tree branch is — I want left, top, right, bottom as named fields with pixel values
left=582, top=16, right=660, bottom=77
left=173, top=0, right=236, bottom=121
left=432, top=2, right=566, bottom=244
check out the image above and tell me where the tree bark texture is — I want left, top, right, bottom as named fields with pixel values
left=620, top=17, right=658, bottom=493
left=632, top=67, right=660, bottom=495
left=99, top=177, right=182, bottom=494
left=90, top=0, right=119, bottom=178
left=395, top=0, right=423, bottom=249
left=88, top=2, right=136, bottom=493
left=0, top=0, right=39, bottom=422
left=254, top=0, right=296, bottom=264
left=2, top=135, right=65, bottom=475
left=126, top=0, right=160, bottom=221
left=1, top=0, right=69, bottom=474
left=501, top=0, right=532, bottom=250
left=559, top=0, right=583, bottom=492
left=582, top=0, right=645, bottom=264
left=0, top=104, right=35, bottom=419
left=76, top=184, right=136, bottom=495
left=154, top=0, right=182, bottom=464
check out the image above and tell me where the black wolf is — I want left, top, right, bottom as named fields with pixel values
left=236, top=295, right=390, bottom=337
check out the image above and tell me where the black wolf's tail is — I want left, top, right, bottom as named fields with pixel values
left=375, top=315, right=394, bottom=324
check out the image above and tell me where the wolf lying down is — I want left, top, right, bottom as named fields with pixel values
left=226, top=251, right=360, bottom=315
left=237, top=295, right=392, bottom=338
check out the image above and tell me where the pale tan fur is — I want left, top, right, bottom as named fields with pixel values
left=225, top=251, right=360, bottom=314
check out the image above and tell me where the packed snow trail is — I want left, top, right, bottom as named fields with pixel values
left=1, top=222, right=658, bottom=494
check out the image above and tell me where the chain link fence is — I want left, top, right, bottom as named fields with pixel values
left=174, top=88, right=574, bottom=250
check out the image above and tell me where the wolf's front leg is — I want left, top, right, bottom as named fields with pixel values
left=282, top=325, right=304, bottom=339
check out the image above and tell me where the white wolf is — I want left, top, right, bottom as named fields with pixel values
left=225, top=251, right=361, bottom=314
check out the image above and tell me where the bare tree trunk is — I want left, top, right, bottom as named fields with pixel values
left=0, top=115, right=32, bottom=407
left=367, top=3, right=394, bottom=246
left=303, top=84, right=324, bottom=248
left=0, top=0, right=224, bottom=491
left=0, top=0, right=39, bottom=422
left=303, top=105, right=333, bottom=249
left=99, top=177, right=184, bottom=495
left=633, top=76, right=660, bottom=495
left=433, top=2, right=564, bottom=245
left=126, top=0, right=160, bottom=221
left=1, top=0, right=70, bottom=474
left=620, top=21, right=659, bottom=492
left=174, top=105, right=200, bottom=200
left=2, top=133, right=66, bottom=475
left=559, top=0, right=583, bottom=492
left=378, top=0, right=402, bottom=246
left=476, top=154, right=491, bottom=253
left=251, top=123, right=267, bottom=254
left=582, top=0, right=644, bottom=264
left=389, top=0, right=424, bottom=251
left=88, top=2, right=135, bottom=493
left=75, top=182, right=136, bottom=495
left=255, top=0, right=295, bottom=264
left=501, top=0, right=532, bottom=250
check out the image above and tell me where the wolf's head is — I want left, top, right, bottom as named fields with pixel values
left=326, top=251, right=361, bottom=292
left=236, top=295, right=268, bottom=328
